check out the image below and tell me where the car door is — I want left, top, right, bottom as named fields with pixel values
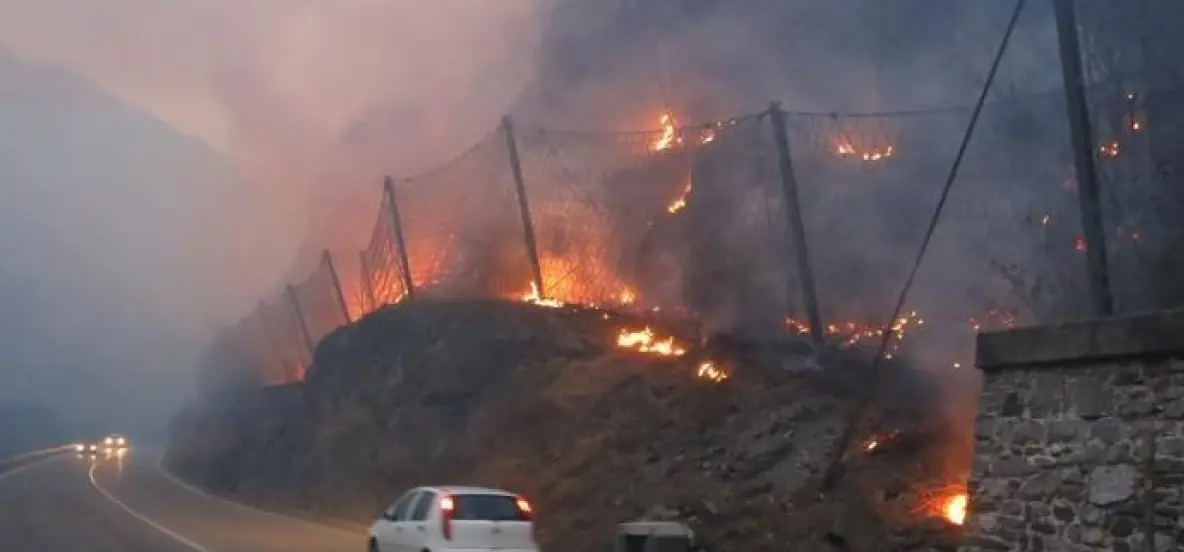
left=403, top=490, right=437, bottom=550
left=376, top=490, right=420, bottom=552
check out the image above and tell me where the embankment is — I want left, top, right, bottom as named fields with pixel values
left=166, top=299, right=966, bottom=552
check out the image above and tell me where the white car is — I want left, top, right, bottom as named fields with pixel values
left=368, top=486, right=539, bottom=552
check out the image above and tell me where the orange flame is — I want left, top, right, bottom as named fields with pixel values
left=786, top=311, right=923, bottom=358
left=695, top=360, right=729, bottom=383
left=516, top=253, right=635, bottom=308
left=614, top=328, right=729, bottom=383
left=943, top=493, right=968, bottom=525
left=651, top=111, right=682, bottom=152
left=666, top=176, right=693, bottom=214
left=616, top=326, right=686, bottom=356
left=521, top=281, right=564, bottom=308
left=834, top=136, right=895, bottom=162
left=650, top=110, right=719, bottom=153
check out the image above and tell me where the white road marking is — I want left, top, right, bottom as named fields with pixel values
left=0, top=455, right=61, bottom=485
left=2, top=444, right=72, bottom=464
left=155, top=456, right=363, bottom=540
left=88, top=463, right=216, bottom=552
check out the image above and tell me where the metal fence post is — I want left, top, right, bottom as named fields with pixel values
left=768, top=102, right=825, bottom=346
left=323, top=249, right=352, bottom=324
left=359, top=251, right=378, bottom=311
left=383, top=176, right=417, bottom=298
left=285, top=283, right=316, bottom=363
left=1054, top=0, right=1114, bottom=317
left=501, top=114, right=545, bottom=295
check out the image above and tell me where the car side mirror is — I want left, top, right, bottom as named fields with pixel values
left=382, top=511, right=396, bottom=521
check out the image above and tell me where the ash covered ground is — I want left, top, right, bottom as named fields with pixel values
left=167, top=299, right=970, bottom=552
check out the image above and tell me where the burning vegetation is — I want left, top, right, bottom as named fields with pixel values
left=212, top=106, right=987, bottom=551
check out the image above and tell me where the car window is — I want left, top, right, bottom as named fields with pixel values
left=409, top=491, right=435, bottom=521
left=394, top=491, right=422, bottom=521
left=385, top=490, right=419, bottom=521
left=452, top=494, right=530, bottom=521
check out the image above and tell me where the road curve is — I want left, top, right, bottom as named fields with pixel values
left=0, top=448, right=364, bottom=552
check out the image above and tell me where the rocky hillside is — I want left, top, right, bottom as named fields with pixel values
left=166, top=299, right=970, bottom=552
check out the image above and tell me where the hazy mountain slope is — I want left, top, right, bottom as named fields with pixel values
left=0, top=47, right=237, bottom=439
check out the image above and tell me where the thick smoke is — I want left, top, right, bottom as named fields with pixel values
left=504, top=0, right=1078, bottom=470
left=0, top=0, right=542, bottom=436
left=1, top=0, right=1158, bottom=455
left=517, top=1, right=1066, bottom=338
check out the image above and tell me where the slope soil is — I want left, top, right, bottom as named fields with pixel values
left=167, top=299, right=968, bottom=552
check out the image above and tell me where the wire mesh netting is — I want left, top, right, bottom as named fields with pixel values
left=391, top=127, right=529, bottom=299
left=359, top=190, right=411, bottom=314
left=259, top=296, right=308, bottom=384
left=781, top=89, right=1086, bottom=363
left=515, top=112, right=796, bottom=335
left=218, top=0, right=1184, bottom=385
left=291, top=255, right=350, bottom=352
left=1077, top=0, right=1184, bottom=311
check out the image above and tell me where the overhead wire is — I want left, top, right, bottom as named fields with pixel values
left=870, top=0, right=1028, bottom=366
left=820, top=0, right=1029, bottom=492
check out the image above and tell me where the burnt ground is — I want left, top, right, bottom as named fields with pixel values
left=166, top=299, right=970, bottom=552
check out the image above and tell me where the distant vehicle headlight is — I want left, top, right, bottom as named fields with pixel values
left=74, top=444, right=85, bottom=452
left=88, top=444, right=98, bottom=451
left=104, top=437, right=115, bottom=446
left=116, top=437, right=126, bottom=446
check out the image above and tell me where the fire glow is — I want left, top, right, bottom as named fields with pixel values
left=666, top=177, right=693, bottom=214
left=652, top=111, right=682, bottom=152
left=861, top=428, right=902, bottom=453
left=615, top=327, right=686, bottom=357
left=786, top=311, right=923, bottom=358
left=614, top=327, right=730, bottom=383
left=695, top=361, right=729, bottom=383
left=649, top=110, right=722, bottom=153
left=521, top=282, right=564, bottom=308
left=835, top=138, right=895, bottom=162
left=943, top=493, right=968, bottom=526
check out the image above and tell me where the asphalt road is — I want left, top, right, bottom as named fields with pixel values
left=0, top=448, right=365, bottom=552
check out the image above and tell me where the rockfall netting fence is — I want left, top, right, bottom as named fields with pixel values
left=227, top=2, right=1184, bottom=386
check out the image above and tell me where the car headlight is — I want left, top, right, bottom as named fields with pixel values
left=104, top=437, right=114, bottom=446
left=89, top=444, right=98, bottom=451
left=74, top=444, right=85, bottom=452
left=116, top=437, right=126, bottom=446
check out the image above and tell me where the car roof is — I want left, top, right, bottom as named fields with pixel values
left=417, top=485, right=518, bottom=496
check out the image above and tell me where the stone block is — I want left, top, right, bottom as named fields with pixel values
left=1068, top=377, right=1113, bottom=420
left=1005, top=419, right=1048, bottom=447
left=1026, top=372, right=1068, bottom=417
left=1048, top=419, right=1087, bottom=443
left=1087, top=465, right=1139, bottom=506
left=1158, top=436, right=1184, bottom=459
left=1087, top=418, right=1127, bottom=446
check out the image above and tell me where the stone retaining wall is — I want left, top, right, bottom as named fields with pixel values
left=961, top=310, right=1184, bottom=552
